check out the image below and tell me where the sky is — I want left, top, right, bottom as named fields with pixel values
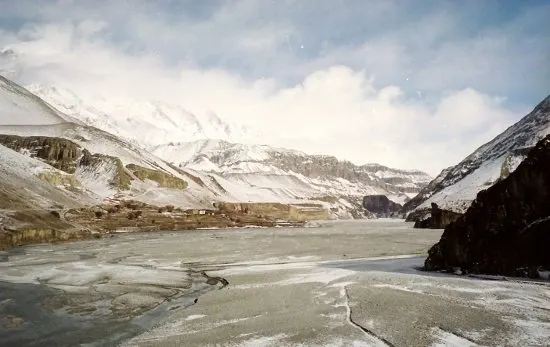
left=0, top=0, right=549, bottom=175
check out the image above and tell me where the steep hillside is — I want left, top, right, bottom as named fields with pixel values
left=152, top=139, right=432, bottom=213
left=0, top=75, right=69, bottom=125
left=404, top=95, right=550, bottom=213
left=0, top=75, right=226, bottom=210
left=0, top=143, right=96, bottom=210
left=0, top=123, right=222, bottom=209
left=1, top=75, right=432, bottom=220
left=425, top=135, right=550, bottom=277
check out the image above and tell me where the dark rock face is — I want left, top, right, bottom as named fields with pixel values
left=0, top=135, right=82, bottom=173
left=413, top=203, right=462, bottom=229
left=405, top=208, right=430, bottom=222
left=425, top=135, right=550, bottom=277
left=362, top=195, right=402, bottom=217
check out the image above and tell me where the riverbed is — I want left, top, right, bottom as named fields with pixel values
left=0, top=220, right=548, bottom=346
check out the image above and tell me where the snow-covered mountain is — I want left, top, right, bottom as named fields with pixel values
left=152, top=139, right=432, bottom=207
left=16, top=80, right=434, bottom=218
left=1, top=75, right=432, bottom=219
left=0, top=75, right=230, bottom=210
left=405, top=94, right=550, bottom=213
left=26, top=84, right=259, bottom=148
left=0, top=75, right=69, bottom=125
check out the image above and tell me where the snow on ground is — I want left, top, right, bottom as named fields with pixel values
left=430, top=327, right=478, bottom=347
left=0, top=76, right=68, bottom=125
left=418, top=158, right=504, bottom=213
left=0, top=123, right=221, bottom=208
left=0, top=144, right=97, bottom=208
left=152, top=139, right=304, bottom=169
left=152, top=139, right=429, bottom=211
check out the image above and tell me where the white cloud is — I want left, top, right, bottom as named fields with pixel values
left=0, top=1, right=547, bottom=176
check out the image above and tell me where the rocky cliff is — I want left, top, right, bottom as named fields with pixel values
left=413, top=203, right=462, bottom=229
left=362, top=195, right=402, bottom=218
left=0, top=135, right=82, bottom=173
left=425, top=135, right=550, bottom=277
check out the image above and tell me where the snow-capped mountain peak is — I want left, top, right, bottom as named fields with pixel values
left=25, top=83, right=260, bottom=149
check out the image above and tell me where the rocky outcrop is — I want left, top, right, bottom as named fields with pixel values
left=37, top=171, right=81, bottom=188
left=413, top=203, right=462, bottom=229
left=362, top=195, right=402, bottom=218
left=267, top=155, right=430, bottom=195
left=0, top=210, right=92, bottom=249
left=0, top=135, right=81, bottom=173
left=405, top=208, right=430, bottom=222
left=79, top=150, right=133, bottom=190
left=425, top=135, right=550, bottom=277
left=126, top=164, right=188, bottom=190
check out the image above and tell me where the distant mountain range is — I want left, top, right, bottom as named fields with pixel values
left=3, top=69, right=547, bottom=221
left=0, top=75, right=432, bottom=219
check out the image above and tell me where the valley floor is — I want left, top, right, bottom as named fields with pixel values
left=0, top=220, right=548, bottom=346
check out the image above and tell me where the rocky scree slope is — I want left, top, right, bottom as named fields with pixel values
left=404, top=95, right=550, bottom=214
left=425, top=135, right=550, bottom=277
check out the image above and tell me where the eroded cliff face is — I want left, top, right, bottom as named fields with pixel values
left=413, top=203, right=462, bottom=229
left=362, top=195, right=402, bottom=218
left=0, top=135, right=82, bottom=173
left=425, top=135, right=550, bottom=277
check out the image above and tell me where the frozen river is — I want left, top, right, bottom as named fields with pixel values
left=0, top=220, right=549, bottom=346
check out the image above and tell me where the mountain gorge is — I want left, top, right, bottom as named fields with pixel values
left=15, top=79, right=433, bottom=218
left=404, top=95, right=550, bottom=215
left=0, top=75, right=434, bottom=235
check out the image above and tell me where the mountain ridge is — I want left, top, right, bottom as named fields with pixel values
left=152, top=139, right=432, bottom=207
left=404, top=94, right=550, bottom=213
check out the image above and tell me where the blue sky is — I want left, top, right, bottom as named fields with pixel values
left=0, top=0, right=549, bottom=173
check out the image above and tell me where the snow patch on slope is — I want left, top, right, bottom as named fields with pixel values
left=0, top=76, right=68, bottom=125
left=418, top=158, right=503, bottom=213
left=153, top=140, right=430, bottom=211
left=0, top=144, right=97, bottom=208
left=408, top=95, right=550, bottom=213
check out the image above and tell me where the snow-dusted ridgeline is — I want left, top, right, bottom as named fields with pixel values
left=406, top=95, right=550, bottom=213
left=152, top=139, right=432, bottom=207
